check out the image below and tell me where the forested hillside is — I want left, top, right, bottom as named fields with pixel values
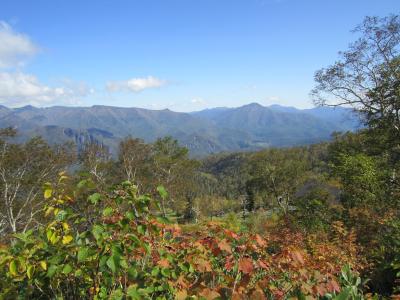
left=0, top=15, right=399, bottom=300
left=0, top=103, right=358, bottom=156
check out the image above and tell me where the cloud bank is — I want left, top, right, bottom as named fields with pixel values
left=0, top=21, right=38, bottom=69
left=0, top=72, right=93, bottom=107
left=0, top=21, right=93, bottom=107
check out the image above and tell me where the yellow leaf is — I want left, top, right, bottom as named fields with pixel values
left=62, top=235, right=73, bottom=245
left=50, top=233, right=60, bottom=245
left=45, top=206, right=54, bottom=217
left=176, top=289, right=188, bottom=300
left=27, top=265, right=35, bottom=279
left=40, top=261, right=47, bottom=271
left=62, top=222, right=70, bottom=231
left=44, top=189, right=52, bottom=199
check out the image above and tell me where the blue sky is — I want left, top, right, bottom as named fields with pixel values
left=0, top=0, right=398, bottom=111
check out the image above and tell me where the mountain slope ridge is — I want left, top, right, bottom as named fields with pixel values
left=0, top=103, right=360, bottom=156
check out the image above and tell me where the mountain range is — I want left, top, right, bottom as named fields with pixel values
left=0, top=103, right=360, bottom=156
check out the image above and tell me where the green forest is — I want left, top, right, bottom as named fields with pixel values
left=0, top=15, right=400, bottom=299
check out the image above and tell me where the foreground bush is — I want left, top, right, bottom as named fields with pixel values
left=0, top=176, right=360, bottom=299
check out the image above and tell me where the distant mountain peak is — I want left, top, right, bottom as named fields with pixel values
left=268, top=104, right=299, bottom=113
left=240, top=102, right=264, bottom=109
left=15, top=105, right=38, bottom=111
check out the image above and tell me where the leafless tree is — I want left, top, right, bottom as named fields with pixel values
left=0, top=129, right=75, bottom=233
left=118, top=137, right=151, bottom=185
left=79, top=142, right=111, bottom=187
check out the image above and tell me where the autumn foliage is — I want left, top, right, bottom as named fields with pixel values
left=0, top=176, right=360, bottom=299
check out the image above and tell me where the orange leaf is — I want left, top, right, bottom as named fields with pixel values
left=176, top=275, right=188, bottom=289
left=199, top=288, right=220, bottom=300
left=251, top=289, right=265, bottom=300
left=255, top=234, right=267, bottom=247
left=291, top=250, right=305, bottom=265
left=218, top=239, right=232, bottom=253
left=196, top=258, right=212, bottom=272
left=232, top=292, right=246, bottom=300
left=258, top=259, right=268, bottom=269
left=238, top=257, right=254, bottom=274
left=158, top=259, right=170, bottom=268
left=224, top=229, right=239, bottom=240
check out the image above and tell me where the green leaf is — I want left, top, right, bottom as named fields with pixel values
left=151, top=267, right=160, bottom=277
left=110, top=289, right=123, bottom=300
left=88, top=193, right=101, bottom=205
left=129, top=234, right=140, bottom=245
left=120, top=259, right=128, bottom=269
left=128, top=266, right=138, bottom=280
left=47, top=265, right=58, bottom=278
left=50, top=232, right=60, bottom=244
left=103, top=207, right=114, bottom=217
left=137, top=224, right=146, bottom=235
left=46, top=229, right=53, bottom=241
left=99, top=255, right=108, bottom=268
left=333, top=288, right=351, bottom=300
left=106, top=255, right=120, bottom=273
left=157, top=185, right=168, bottom=200
left=62, top=264, right=73, bottom=274
left=77, top=179, right=89, bottom=189
left=26, top=265, right=34, bottom=279
left=9, top=260, right=18, bottom=276
left=156, top=216, right=171, bottom=224
left=77, top=247, right=89, bottom=262
left=55, top=210, right=68, bottom=221
left=92, top=224, right=104, bottom=241
left=125, top=211, right=135, bottom=220
left=127, top=285, right=141, bottom=300
left=161, top=268, right=170, bottom=277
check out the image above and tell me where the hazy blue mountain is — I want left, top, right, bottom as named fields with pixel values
left=0, top=103, right=360, bottom=156
left=192, top=103, right=359, bottom=147
left=304, top=106, right=362, bottom=130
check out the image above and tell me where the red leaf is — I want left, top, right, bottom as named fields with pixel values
left=225, top=257, right=234, bottom=271
left=326, top=279, right=341, bottom=293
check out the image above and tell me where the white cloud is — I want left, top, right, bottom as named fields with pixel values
left=191, top=97, right=206, bottom=105
left=0, top=72, right=92, bottom=107
left=0, top=21, right=38, bottom=69
left=106, top=76, right=167, bottom=93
